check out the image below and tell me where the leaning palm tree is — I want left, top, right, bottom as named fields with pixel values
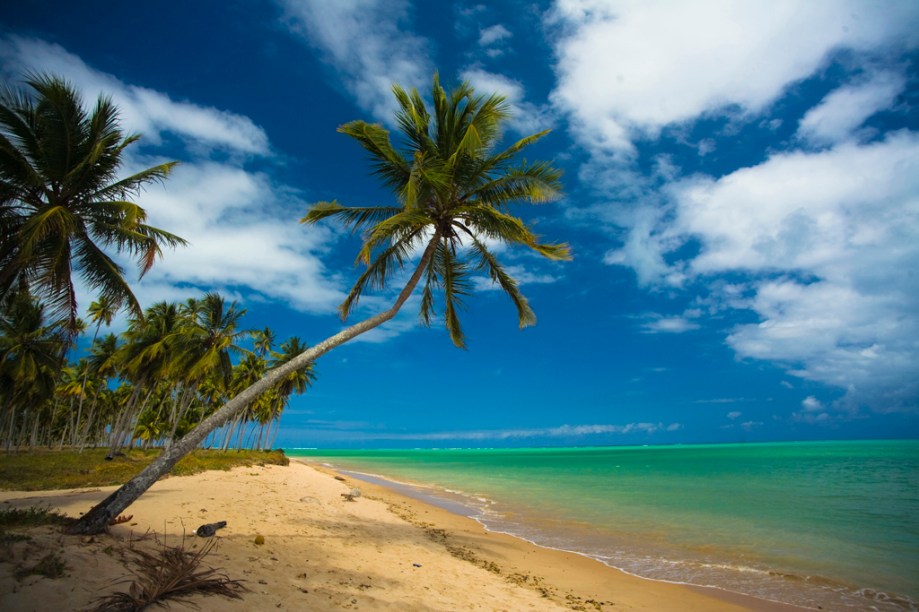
left=0, top=74, right=186, bottom=333
left=69, top=73, right=570, bottom=534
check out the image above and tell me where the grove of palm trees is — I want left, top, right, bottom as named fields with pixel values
left=0, top=290, right=313, bottom=453
left=0, top=76, right=313, bottom=455
left=1, top=72, right=569, bottom=534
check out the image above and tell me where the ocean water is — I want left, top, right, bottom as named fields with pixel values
left=290, top=440, right=919, bottom=610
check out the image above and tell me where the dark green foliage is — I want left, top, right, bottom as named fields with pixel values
left=0, top=74, right=186, bottom=332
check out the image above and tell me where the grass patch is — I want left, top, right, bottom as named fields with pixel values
left=0, top=449, right=288, bottom=491
left=14, top=551, right=68, bottom=580
left=0, top=504, right=71, bottom=529
left=0, top=505, right=73, bottom=577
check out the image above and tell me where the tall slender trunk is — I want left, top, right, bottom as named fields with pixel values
left=69, top=237, right=438, bottom=534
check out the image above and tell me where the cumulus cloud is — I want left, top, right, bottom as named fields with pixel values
left=479, top=24, right=512, bottom=47
left=277, top=0, right=432, bottom=122
left=548, top=0, right=919, bottom=155
left=128, top=160, right=345, bottom=313
left=612, top=133, right=919, bottom=411
left=0, top=36, right=270, bottom=155
left=797, top=72, right=905, bottom=146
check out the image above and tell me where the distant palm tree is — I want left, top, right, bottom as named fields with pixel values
left=73, top=296, right=118, bottom=446
left=0, top=290, right=67, bottom=449
left=0, top=74, right=186, bottom=332
left=251, top=327, right=275, bottom=358
left=70, top=74, right=570, bottom=534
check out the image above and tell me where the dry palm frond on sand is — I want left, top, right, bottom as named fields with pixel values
left=92, top=537, right=248, bottom=611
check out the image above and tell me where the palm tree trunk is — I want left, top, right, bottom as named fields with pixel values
left=69, top=237, right=438, bottom=534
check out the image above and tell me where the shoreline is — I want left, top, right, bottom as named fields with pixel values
left=1, top=459, right=803, bottom=610
left=311, top=461, right=806, bottom=612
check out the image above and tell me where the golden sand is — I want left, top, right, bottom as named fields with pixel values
left=0, top=460, right=801, bottom=610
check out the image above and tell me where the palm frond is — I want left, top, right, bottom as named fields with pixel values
left=337, top=120, right=410, bottom=191
left=434, top=239, right=471, bottom=348
left=340, top=230, right=425, bottom=319
left=357, top=210, right=430, bottom=264
left=301, top=200, right=403, bottom=232
left=470, top=237, right=537, bottom=328
left=465, top=160, right=563, bottom=206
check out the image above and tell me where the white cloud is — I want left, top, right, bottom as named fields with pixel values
left=727, top=411, right=742, bottom=420
left=479, top=24, right=512, bottom=46
left=0, top=36, right=270, bottom=155
left=801, top=396, right=824, bottom=412
left=613, top=132, right=919, bottom=411
left=460, top=67, right=554, bottom=134
left=797, top=72, right=905, bottom=146
left=792, top=396, right=834, bottom=424
left=642, top=315, right=699, bottom=334
left=129, top=161, right=345, bottom=313
left=548, top=0, right=919, bottom=155
left=278, top=0, right=432, bottom=122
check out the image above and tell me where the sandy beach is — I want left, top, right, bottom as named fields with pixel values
left=0, top=459, right=802, bottom=611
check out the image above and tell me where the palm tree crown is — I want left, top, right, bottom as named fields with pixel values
left=0, top=74, right=186, bottom=332
left=303, top=74, right=570, bottom=347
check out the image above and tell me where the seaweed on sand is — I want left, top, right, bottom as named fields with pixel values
left=91, top=537, right=248, bottom=611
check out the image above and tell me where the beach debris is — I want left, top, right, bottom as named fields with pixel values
left=254, top=535, right=265, bottom=545
left=108, top=514, right=133, bottom=526
left=412, top=563, right=422, bottom=568
left=334, top=476, right=347, bottom=482
left=341, top=488, right=361, bottom=502
left=195, top=521, right=227, bottom=537
left=90, top=537, right=248, bottom=611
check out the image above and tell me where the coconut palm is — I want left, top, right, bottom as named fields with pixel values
left=0, top=74, right=186, bottom=332
left=69, top=74, right=570, bottom=534
left=0, top=289, right=67, bottom=449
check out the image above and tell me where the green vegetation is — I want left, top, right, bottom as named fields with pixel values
left=0, top=448, right=288, bottom=491
left=1, top=291, right=314, bottom=453
left=0, top=504, right=71, bottom=550
left=0, top=74, right=185, bottom=334
left=14, top=551, right=68, bottom=580
left=303, top=73, right=570, bottom=347
left=0, top=75, right=313, bottom=454
left=0, top=504, right=70, bottom=529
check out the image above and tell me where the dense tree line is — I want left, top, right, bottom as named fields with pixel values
left=0, top=289, right=313, bottom=452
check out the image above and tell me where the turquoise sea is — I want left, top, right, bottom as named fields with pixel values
left=290, top=440, right=919, bottom=611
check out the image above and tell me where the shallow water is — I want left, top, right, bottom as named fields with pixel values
left=290, top=440, right=919, bottom=610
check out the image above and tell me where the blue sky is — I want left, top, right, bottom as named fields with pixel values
left=2, top=1, right=917, bottom=448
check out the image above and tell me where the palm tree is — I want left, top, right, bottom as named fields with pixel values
left=69, top=74, right=570, bottom=534
left=0, top=289, right=67, bottom=449
left=0, top=74, right=186, bottom=333
left=163, top=294, right=248, bottom=444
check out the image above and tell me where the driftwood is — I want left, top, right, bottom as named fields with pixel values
left=195, top=521, right=227, bottom=537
